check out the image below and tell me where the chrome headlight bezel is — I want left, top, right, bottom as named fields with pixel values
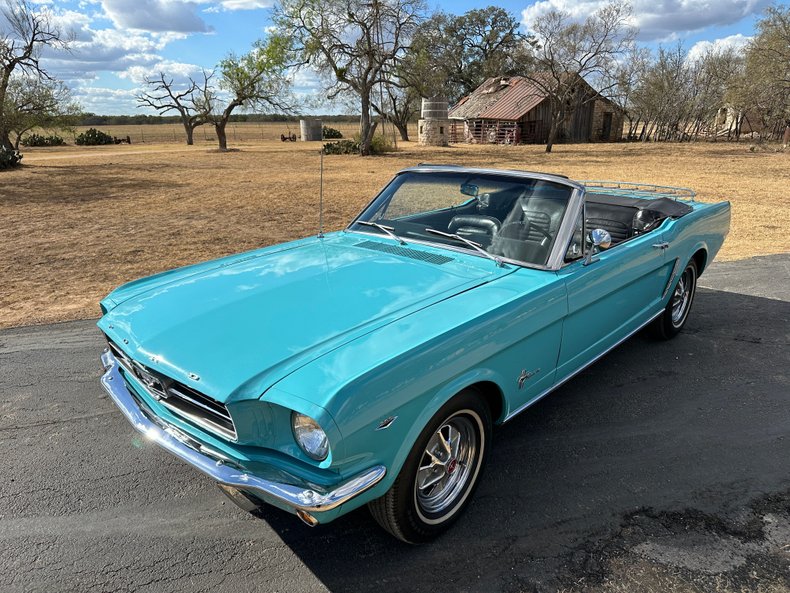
left=291, top=412, right=330, bottom=461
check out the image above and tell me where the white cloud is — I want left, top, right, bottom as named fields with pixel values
left=71, top=85, right=140, bottom=114
left=119, top=59, right=204, bottom=83
left=219, top=0, right=272, bottom=9
left=102, top=0, right=211, bottom=33
left=687, top=33, right=751, bottom=62
left=521, top=0, right=769, bottom=41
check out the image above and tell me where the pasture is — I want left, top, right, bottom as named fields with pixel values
left=1, top=137, right=787, bottom=329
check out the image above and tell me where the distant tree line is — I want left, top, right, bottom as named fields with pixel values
left=76, top=113, right=362, bottom=126
left=3, top=0, right=788, bottom=162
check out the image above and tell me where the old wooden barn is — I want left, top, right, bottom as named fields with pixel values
left=448, top=76, right=624, bottom=145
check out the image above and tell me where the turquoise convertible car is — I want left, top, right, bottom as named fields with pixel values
left=98, top=166, right=730, bottom=543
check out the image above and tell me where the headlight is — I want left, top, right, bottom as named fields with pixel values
left=291, top=412, right=329, bottom=461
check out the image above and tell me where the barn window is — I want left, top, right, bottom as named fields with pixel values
left=440, top=126, right=444, bottom=134
left=420, top=125, right=423, bottom=134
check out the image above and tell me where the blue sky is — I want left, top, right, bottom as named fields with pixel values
left=24, top=0, right=773, bottom=114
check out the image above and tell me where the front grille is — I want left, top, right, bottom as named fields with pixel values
left=107, top=340, right=237, bottom=440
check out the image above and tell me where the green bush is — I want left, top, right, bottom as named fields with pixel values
left=75, top=128, right=115, bottom=146
left=323, top=139, right=359, bottom=154
left=322, top=125, right=343, bottom=139
left=22, top=133, right=65, bottom=147
left=0, top=146, right=23, bottom=169
left=323, top=134, right=394, bottom=155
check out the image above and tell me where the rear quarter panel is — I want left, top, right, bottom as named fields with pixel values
left=662, top=201, right=731, bottom=276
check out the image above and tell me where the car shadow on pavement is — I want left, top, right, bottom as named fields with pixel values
left=251, top=287, right=790, bottom=593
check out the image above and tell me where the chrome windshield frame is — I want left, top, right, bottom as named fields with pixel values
left=346, top=166, right=586, bottom=272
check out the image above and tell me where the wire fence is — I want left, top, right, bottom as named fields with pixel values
left=67, top=122, right=418, bottom=145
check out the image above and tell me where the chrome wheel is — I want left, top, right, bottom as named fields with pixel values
left=671, top=267, right=694, bottom=327
left=414, top=415, right=478, bottom=517
left=368, top=392, right=491, bottom=543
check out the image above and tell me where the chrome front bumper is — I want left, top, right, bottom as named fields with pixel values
left=99, top=349, right=386, bottom=520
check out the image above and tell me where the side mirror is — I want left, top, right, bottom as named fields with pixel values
left=584, top=228, right=612, bottom=265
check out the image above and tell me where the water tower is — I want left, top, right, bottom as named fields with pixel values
left=418, top=97, right=449, bottom=146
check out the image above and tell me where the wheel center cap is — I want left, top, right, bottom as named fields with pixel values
left=447, top=458, right=458, bottom=475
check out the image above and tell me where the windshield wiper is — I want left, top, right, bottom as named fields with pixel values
left=424, top=228, right=504, bottom=267
left=356, top=221, right=407, bottom=245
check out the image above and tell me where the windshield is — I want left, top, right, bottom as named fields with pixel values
left=349, top=171, right=575, bottom=267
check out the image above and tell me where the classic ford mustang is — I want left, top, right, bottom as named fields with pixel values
left=98, top=166, right=730, bottom=542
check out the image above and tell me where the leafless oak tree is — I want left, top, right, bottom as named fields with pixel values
left=276, top=0, right=425, bottom=155
left=524, top=1, right=635, bottom=153
left=136, top=73, right=210, bottom=145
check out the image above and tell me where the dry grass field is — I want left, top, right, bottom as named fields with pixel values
left=1, top=137, right=787, bottom=329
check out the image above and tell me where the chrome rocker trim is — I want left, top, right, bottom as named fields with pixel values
left=100, top=350, right=386, bottom=519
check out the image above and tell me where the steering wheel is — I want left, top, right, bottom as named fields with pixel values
left=529, top=225, right=553, bottom=245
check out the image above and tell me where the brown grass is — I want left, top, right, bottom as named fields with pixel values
left=0, top=138, right=787, bottom=329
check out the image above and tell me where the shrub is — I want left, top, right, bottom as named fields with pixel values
left=322, top=125, right=343, bottom=139
left=75, top=128, right=115, bottom=146
left=323, top=134, right=394, bottom=155
left=369, top=133, right=395, bottom=154
left=0, top=146, right=23, bottom=169
left=22, top=133, right=65, bottom=147
left=323, top=139, right=359, bottom=154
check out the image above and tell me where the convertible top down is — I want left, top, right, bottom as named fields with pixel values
left=98, top=166, right=730, bottom=542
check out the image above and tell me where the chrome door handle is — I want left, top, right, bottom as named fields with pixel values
left=652, top=242, right=670, bottom=250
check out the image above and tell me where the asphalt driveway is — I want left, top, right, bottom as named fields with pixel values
left=0, top=254, right=788, bottom=593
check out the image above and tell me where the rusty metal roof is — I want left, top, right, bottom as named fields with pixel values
left=449, top=76, right=551, bottom=121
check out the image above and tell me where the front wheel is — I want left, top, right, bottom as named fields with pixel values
left=368, top=390, right=491, bottom=543
left=652, top=258, right=697, bottom=339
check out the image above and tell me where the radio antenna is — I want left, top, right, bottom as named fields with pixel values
left=318, top=148, right=325, bottom=239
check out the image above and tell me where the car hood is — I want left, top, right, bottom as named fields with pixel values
left=98, top=233, right=512, bottom=403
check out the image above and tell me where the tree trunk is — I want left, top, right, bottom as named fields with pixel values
left=216, top=122, right=228, bottom=150
left=0, top=69, right=12, bottom=150
left=185, top=125, right=194, bottom=146
left=545, top=115, right=559, bottom=153
left=393, top=119, right=409, bottom=142
left=359, top=93, right=373, bottom=156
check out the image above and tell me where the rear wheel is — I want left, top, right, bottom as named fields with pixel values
left=368, top=390, right=491, bottom=543
left=653, top=259, right=697, bottom=339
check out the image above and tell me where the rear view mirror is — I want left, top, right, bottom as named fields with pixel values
left=460, top=183, right=479, bottom=198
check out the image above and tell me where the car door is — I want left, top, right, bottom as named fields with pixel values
left=555, top=206, right=671, bottom=380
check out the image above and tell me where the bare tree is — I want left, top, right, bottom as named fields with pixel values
left=193, top=36, right=293, bottom=151
left=741, top=6, right=790, bottom=141
left=372, top=84, right=418, bottom=141
left=524, top=1, right=636, bottom=152
left=276, top=0, right=425, bottom=155
left=1, top=0, right=71, bottom=149
left=136, top=73, right=210, bottom=145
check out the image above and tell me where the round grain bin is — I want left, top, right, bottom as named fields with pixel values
left=419, top=97, right=450, bottom=147
left=300, top=119, right=323, bottom=141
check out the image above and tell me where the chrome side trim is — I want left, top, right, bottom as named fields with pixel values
left=662, top=257, right=681, bottom=299
left=100, top=350, right=386, bottom=516
left=503, top=309, right=663, bottom=422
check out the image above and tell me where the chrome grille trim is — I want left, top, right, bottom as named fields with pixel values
left=106, top=340, right=237, bottom=441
